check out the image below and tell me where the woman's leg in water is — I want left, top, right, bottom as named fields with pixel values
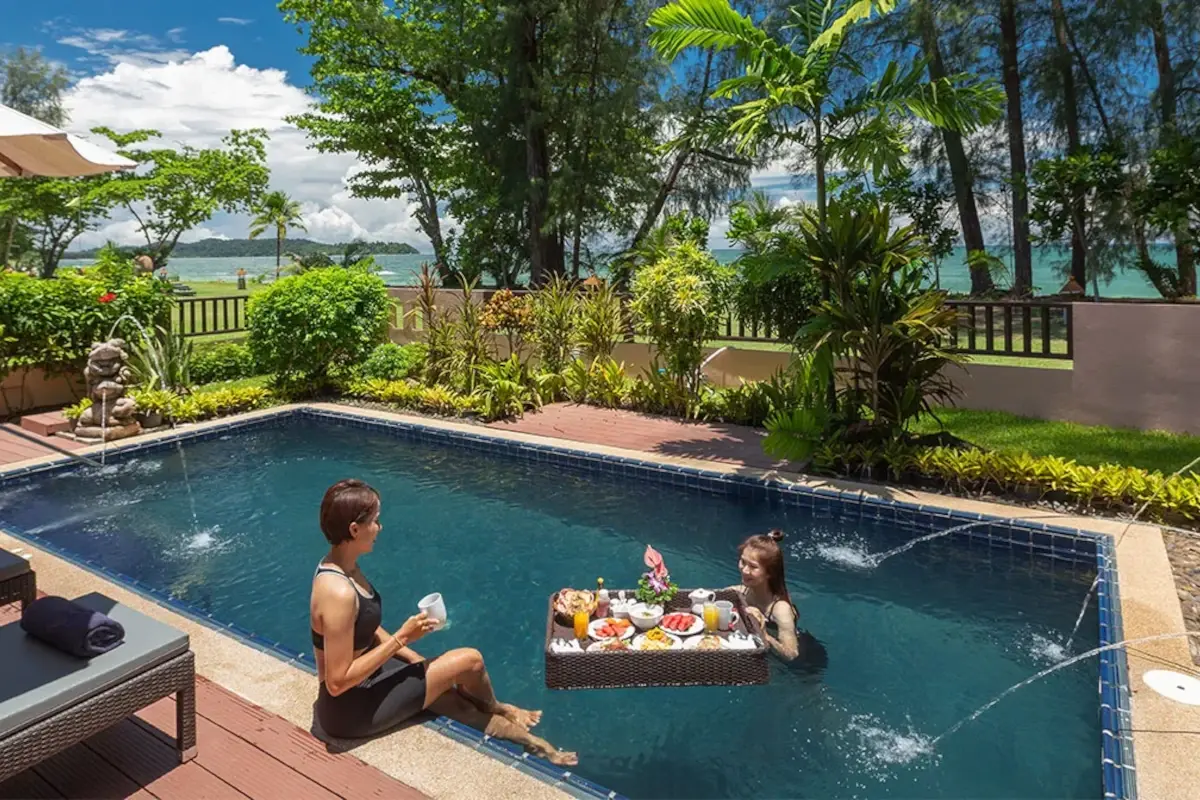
left=422, top=648, right=540, bottom=730
left=427, top=690, right=578, bottom=766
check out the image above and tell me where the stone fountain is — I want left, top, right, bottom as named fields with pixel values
left=73, top=339, right=141, bottom=441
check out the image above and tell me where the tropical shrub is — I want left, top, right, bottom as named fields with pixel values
left=564, top=356, right=633, bottom=408
left=800, top=203, right=962, bottom=435
left=449, top=279, right=492, bottom=392
left=576, top=280, right=626, bottom=362
left=807, top=441, right=1200, bottom=526
left=129, top=325, right=193, bottom=393
left=480, top=289, right=534, bottom=359
left=416, top=264, right=456, bottom=385
left=358, top=342, right=427, bottom=382
left=346, top=378, right=480, bottom=417
left=530, top=277, right=579, bottom=373
left=630, top=241, right=734, bottom=391
left=191, top=341, right=258, bottom=384
left=727, top=192, right=821, bottom=343
left=71, top=384, right=275, bottom=425
left=0, top=246, right=173, bottom=381
left=247, top=265, right=390, bottom=393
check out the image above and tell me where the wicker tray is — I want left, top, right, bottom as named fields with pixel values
left=544, top=588, right=769, bottom=689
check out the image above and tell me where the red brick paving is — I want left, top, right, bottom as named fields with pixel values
left=0, top=423, right=84, bottom=467
left=487, top=402, right=791, bottom=471
left=0, top=599, right=426, bottom=800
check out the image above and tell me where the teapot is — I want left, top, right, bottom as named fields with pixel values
left=688, top=588, right=716, bottom=613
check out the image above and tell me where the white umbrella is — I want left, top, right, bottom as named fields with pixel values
left=0, top=103, right=136, bottom=178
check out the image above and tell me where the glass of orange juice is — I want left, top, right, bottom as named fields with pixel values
left=573, top=610, right=590, bottom=640
left=703, top=602, right=719, bottom=633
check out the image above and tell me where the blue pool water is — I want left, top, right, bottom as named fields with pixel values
left=0, top=414, right=1103, bottom=799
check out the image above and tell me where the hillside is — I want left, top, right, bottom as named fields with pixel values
left=64, top=238, right=421, bottom=259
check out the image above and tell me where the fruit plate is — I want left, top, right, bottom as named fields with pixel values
left=588, top=617, right=635, bottom=641
left=683, top=634, right=730, bottom=651
left=632, top=630, right=683, bottom=651
left=586, top=639, right=633, bottom=653
left=660, top=612, right=704, bottom=636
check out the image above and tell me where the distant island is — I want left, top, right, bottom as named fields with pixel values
left=64, top=238, right=421, bottom=260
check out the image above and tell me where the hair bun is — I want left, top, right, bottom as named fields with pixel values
left=767, top=528, right=785, bottom=543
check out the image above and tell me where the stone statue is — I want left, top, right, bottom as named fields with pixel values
left=74, top=339, right=142, bottom=441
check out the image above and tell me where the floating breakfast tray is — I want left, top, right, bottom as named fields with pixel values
left=544, top=588, right=770, bottom=689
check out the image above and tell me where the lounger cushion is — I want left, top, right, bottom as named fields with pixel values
left=0, top=592, right=189, bottom=738
left=0, top=548, right=31, bottom=582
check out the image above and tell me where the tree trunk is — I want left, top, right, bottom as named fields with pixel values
left=1051, top=0, right=1086, bottom=288
left=917, top=2, right=992, bottom=295
left=628, top=50, right=715, bottom=251
left=1000, top=0, right=1031, bottom=296
left=275, top=231, right=282, bottom=278
left=518, top=8, right=560, bottom=287
left=1148, top=0, right=1196, bottom=296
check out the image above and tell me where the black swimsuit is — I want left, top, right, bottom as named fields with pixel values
left=311, top=566, right=429, bottom=739
left=760, top=596, right=829, bottom=674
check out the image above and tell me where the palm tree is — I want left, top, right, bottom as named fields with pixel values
left=248, top=191, right=306, bottom=279
left=647, top=0, right=1003, bottom=230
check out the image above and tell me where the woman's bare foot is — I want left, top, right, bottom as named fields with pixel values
left=533, top=744, right=579, bottom=766
left=496, top=702, right=542, bottom=730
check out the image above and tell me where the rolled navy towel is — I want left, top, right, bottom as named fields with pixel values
left=20, top=595, right=125, bottom=658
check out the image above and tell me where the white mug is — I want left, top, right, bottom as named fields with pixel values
left=715, top=600, right=734, bottom=631
left=418, top=592, right=447, bottom=629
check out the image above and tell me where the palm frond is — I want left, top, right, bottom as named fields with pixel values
left=809, top=0, right=897, bottom=52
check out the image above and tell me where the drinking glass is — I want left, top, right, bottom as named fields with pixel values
left=703, top=602, right=720, bottom=633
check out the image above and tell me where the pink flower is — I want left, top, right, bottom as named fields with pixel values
left=98, top=292, right=116, bottom=304
left=643, top=545, right=668, bottom=580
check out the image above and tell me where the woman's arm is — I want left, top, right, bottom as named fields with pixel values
left=316, top=579, right=413, bottom=696
left=763, top=604, right=801, bottom=662
left=375, top=626, right=424, bottom=663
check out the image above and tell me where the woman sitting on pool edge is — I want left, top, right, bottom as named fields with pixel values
left=309, top=479, right=577, bottom=765
left=731, top=529, right=827, bottom=669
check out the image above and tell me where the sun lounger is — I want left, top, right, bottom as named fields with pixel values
left=0, top=592, right=196, bottom=781
left=0, top=547, right=35, bottom=610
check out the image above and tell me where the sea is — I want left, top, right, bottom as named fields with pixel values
left=60, top=245, right=1177, bottom=298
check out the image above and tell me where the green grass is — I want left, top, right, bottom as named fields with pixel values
left=178, top=280, right=266, bottom=298
left=193, top=375, right=271, bottom=392
left=912, top=408, right=1200, bottom=475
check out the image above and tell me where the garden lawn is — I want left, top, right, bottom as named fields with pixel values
left=913, top=408, right=1200, bottom=476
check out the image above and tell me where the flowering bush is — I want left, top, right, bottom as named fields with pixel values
left=480, top=289, right=534, bottom=358
left=0, top=245, right=173, bottom=384
left=635, top=544, right=679, bottom=606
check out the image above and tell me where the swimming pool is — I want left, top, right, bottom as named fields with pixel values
left=0, top=408, right=1131, bottom=799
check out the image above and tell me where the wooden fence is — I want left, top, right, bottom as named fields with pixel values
left=177, top=290, right=1075, bottom=360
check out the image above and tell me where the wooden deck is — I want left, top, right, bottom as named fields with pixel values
left=0, top=600, right=425, bottom=800
left=0, top=423, right=84, bottom=467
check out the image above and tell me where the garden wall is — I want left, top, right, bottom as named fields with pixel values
left=1, top=368, right=85, bottom=417
left=387, top=289, right=1200, bottom=435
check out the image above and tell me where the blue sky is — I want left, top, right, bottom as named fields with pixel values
left=4, top=3, right=805, bottom=251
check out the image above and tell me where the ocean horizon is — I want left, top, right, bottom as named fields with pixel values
left=61, top=245, right=1179, bottom=299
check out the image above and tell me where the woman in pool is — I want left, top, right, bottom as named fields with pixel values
left=309, top=479, right=577, bottom=765
left=732, top=529, right=825, bottom=668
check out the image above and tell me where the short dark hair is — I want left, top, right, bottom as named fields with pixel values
left=319, top=479, right=381, bottom=545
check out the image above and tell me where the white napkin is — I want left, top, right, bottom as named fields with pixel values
left=726, top=632, right=760, bottom=650
left=550, top=638, right=584, bottom=654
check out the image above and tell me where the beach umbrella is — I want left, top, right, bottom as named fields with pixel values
left=0, top=103, right=135, bottom=178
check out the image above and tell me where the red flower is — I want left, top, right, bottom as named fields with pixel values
left=98, top=292, right=117, bottom=304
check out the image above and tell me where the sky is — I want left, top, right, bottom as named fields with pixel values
left=3, top=1, right=801, bottom=253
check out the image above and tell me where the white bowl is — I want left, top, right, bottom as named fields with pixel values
left=628, top=603, right=663, bottom=631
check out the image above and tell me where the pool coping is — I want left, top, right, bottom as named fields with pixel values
left=2, top=402, right=1195, bottom=799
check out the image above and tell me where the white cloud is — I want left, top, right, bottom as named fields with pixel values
left=217, top=17, right=254, bottom=26
left=57, top=27, right=191, bottom=67
left=63, top=45, right=431, bottom=252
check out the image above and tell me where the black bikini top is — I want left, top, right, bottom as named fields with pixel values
left=311, top=566, right=382, bottom=651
